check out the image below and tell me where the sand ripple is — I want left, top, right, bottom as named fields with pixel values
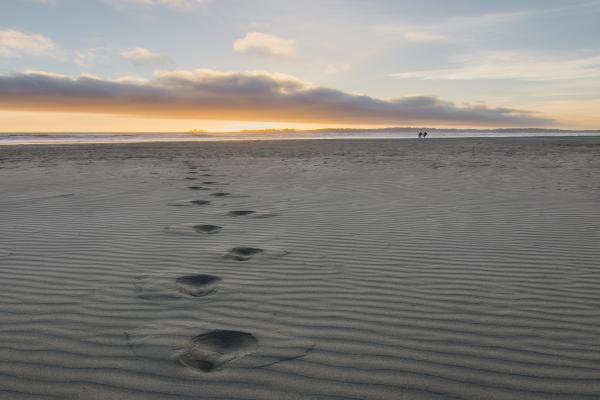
left=1, top=138, right=600, bottom=399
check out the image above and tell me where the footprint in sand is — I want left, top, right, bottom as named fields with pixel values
left=192, top=224, right=222, bottom=234
left=222, top=247, right=288, bottom=261
left=227, top=210, right=277, bottom=218
left=165, top=223, right=222, bottom=235
left=135, top=273, right=222, bottom=300
left=175, top=274, right=222, bottom=297
left=224, top=247, right=263, bottom=261
left=188, top=186, right=210, bottom=191
left=185, top=177, right=198, bottom=180
left=127, top=323, right=313, bottom=373
left=178, top=330, right=259, bottom=372
left=228, top=210, right=256, bottom=216
left=169, top=200, right=211, bottom=206
left=211, top=192, right=231, bottom=197
left=190, top=200, right=210, bottom=205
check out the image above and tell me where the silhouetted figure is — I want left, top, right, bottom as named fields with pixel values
left=423, top=132, right=428, bottom=138
left=418, top=132, right=422, bottom=138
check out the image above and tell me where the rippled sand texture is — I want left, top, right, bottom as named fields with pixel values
left=1, top=138, right=600, bottom=400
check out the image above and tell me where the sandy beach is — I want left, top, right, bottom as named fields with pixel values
left=1, top=137, right=600, bottom=399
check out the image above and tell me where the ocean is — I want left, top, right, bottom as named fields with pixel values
left=1, top=130, right=599, bottom=145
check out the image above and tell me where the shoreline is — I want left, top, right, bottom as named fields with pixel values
left=2, top=133, right=600, bottom=147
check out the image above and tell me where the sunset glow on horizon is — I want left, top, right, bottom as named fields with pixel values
left=2, top=0, right=600, bottom=132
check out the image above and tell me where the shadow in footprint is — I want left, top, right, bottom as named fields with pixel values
left=227, top=210, right=277, bottom=218
left=176, top=274, right=222, bottom=297
left=169, top=200, right=210, bottom=206
left=185, top=177, right=198, bottom=180
left=225, top=247, right=263, bottom=261
left=211, top=192, right=231, bottom=197
left=166, top=223, right=221, bottom=235
left=193, top=224, right=222, bottom=234
left=228, top=210, right=256, bottom=216
left=135, top=273, right=222, bottom=300
left=178, top=330, right=259, bottom=372
left=188, top=186, right=210, bottom=190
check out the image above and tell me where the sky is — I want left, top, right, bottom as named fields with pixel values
left=1, top=0, right=599, bottom=132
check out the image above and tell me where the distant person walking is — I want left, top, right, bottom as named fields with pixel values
left=423, top=132, right=428, bottom=138
left=418, top=132, right=422, bottom=138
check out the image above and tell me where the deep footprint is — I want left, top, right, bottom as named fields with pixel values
left=211, top=192, right=231, bottom=197
left=190, top=200, right=210, bottom=205
left=127, top=325, right=313, bottom=372
left=193, top=224, right=222, bottom=234
left=169, top=200, right=210, bottom=206
left=188, top=186, right=210, bottom=190
left=175, top=274, right=221, bottom=297
left=178, top=330, right=259, bottom=372
left=228, top=210, right=256, bottom=216
left=225, top=247, right=263, bottom=261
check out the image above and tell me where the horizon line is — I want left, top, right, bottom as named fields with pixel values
left=2, top=127, right=600, bottom=135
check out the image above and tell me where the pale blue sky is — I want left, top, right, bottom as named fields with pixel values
left=1, top=0, right=599, bottom=131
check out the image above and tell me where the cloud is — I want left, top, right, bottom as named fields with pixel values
left=76, top=47, right=106, bottom=67
left=0, top=29, right=56, bottom=58
left=390, top=52, right=600, bottom=81
left=378, top=10, right=529, bottom=44
left=233, top=32, right=295, bottom=58
left=21, top=70, right=66, bottom=79
left=0, top=69, right=552, bottom=126
left=383, top=3, right=600, bottom=46
left=120, top=47, right=171, bottom=66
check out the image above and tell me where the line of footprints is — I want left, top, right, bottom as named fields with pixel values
left=134, top=161, right=290, bottom=373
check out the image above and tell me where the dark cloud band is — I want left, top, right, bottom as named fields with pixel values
left=0, top=69, right=552, bottom=126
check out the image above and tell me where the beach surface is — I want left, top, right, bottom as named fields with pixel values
left=1, top=137, right=600, bottom=399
